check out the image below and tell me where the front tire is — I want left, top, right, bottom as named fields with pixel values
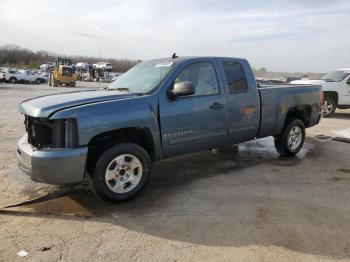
left=53, top=78, right=59, bottom=87
left=322, top=97, right=336, bottom=117
left=274, top=119, right=305, bottom=156
left=91, top=143, right=151, bottom=203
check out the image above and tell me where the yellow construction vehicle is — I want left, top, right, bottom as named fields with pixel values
left=48, top=58, right=77, bottom=87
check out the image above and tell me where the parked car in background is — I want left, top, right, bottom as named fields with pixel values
left=4, top=69, right=45, bottom=84
left=291, top=69, right=350, bottom=116
left=17, top=56, right=323, bottom=202
left=0, top=69, right=6, bottom=83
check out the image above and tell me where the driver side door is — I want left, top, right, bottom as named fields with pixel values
left=159, top=61, right=228, bottom=158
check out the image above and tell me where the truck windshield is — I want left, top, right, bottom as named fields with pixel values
left=108, top=60, right=174, bottom=94
left=321, top=71, right=349, bottom=82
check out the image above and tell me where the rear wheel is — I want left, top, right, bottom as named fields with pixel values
left=91, top=143, right=151, bottom=202
left=322, top=97, right=336, bottom=117
left=9, top=77, right=17, bottom=84
left=70, top=82, right=76, bottom=87
left=274, top=119, right=305, bottom=156
left=35, top=78, right=42, bottom=84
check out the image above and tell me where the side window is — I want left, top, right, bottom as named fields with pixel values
left=223, top=62, right=248, bottom=93
left=175, top=62, right=219, bottom=96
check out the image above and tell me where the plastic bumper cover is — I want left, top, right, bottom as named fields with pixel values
left=17, top=134, right=88, bottom=185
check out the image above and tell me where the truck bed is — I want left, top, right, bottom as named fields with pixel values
left=257, top=84, right=322, bottom=138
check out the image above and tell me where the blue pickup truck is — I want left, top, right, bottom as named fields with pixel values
left=17, top=56, right=322, bottom=202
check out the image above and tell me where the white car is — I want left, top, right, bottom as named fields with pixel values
left=4, top=69, right=45, bottom=84
left=291, top=69, right=350, bottom=116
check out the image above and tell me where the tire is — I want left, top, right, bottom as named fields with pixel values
left=35, top=78, right=42, bottom=84
left=53, top=78, right=59, bottom=87
left=9, top=77, right=17, bottom=84
left=274, top=119, right=305, bottom=156
left=322, top=97, right=336, bottom=117
left=70, top=82, right=76, bottom=87
left=91, top=143, right=151, bottom=203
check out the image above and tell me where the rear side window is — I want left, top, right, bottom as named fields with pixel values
left=223, top=62, right=248, bottom=93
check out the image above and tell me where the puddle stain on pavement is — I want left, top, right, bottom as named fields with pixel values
left=0, top=187, right=93, bottom=217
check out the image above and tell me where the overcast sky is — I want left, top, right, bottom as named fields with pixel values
left=1, top=0, right=349, bottom=72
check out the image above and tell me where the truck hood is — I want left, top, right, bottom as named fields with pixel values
left=20, top=90, right=135, bottom=118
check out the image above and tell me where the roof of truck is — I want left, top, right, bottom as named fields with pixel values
left=148, top=56, right=247, bottom=65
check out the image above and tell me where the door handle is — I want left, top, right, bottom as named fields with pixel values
left=209, top=102, right=225, bottom=110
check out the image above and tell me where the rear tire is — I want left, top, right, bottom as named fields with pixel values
left=322, top=97, right=336, bottom=117
left=274, top=119, right=305, bottom=156
left=91, top=143, right=151, bottom=203
left=9, top=77, right=17, bottom=84
left=36, top=78, right=42, bottom=84
left=70, top=82, right=76, bottom=87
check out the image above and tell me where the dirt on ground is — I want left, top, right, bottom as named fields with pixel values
left=0, top=83, right=350, bottom=262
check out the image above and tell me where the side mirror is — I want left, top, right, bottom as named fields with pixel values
left=168, top=81, right=195, bottom=99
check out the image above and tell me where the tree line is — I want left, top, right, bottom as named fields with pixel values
left=0, top=44, right=140, bottom=72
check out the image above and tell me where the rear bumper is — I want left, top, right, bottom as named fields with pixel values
left=17, top=134, right=88, bottom=185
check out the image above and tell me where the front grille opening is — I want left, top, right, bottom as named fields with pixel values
left=25, top=116, right=52, bottom=149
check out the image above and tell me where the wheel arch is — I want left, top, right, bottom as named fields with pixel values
left=86, top=126, right=156, bottom=175
left=323, top=91, right=338, bottom=105
left=284, top=105, right=311, bottom=128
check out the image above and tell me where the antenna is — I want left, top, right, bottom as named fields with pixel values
left=172, top=53, right=178, bottom=59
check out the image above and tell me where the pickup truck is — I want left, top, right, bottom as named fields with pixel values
left=17, top=56, right=322, bottom=202
left=5, top=69, right=44, bottom=84
left=291, top=69, right=350, bottom=116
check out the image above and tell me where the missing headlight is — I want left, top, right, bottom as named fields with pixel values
left=65, top=119, right=78, bottom=148
left=52, top=118, right=78, bottom=148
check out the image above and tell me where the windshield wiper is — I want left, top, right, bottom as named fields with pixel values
left=107, top=87, right=145, bottom=96
left=107, top=87, right=133, bottom=93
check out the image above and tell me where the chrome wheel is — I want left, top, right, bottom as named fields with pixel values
left=287, top=126, right=302, bottom=151
left=322, top=100, right=333, bottom=116
left=105, top=154, right=143, bottom=193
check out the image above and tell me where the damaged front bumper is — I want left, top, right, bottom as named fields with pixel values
left=17, top=134, right=88, bottom=185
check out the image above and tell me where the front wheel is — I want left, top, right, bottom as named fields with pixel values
left=274, top=119, right=305, bottom=156
left=91, top=143, right=151, bottom=202
left=322, top=97, right=336, bottom=117
left=53, top=78, right=59, bottom=87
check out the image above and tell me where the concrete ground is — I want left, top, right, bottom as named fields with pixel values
left=0, top=83, right=349, bottom=261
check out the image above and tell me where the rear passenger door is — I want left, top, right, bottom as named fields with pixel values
left=220, top=60, right=260, bottom=144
